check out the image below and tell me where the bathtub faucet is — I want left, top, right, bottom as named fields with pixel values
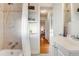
left=11, top=42, right=18, bottom=49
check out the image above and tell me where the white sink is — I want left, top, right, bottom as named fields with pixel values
left=55, top=36, right=79, bottom=56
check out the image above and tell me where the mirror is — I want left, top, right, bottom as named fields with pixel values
left=63, top=3, right=71, bottom=37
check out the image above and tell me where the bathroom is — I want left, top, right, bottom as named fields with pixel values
left=0, top=3, right=79, bottom=56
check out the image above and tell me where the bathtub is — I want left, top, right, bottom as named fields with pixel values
left=0, top=49, right=23, bottom=56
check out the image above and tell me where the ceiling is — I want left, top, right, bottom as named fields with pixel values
left=40, top=3, right=53, bottom=17
left=39, top=3, right=53, bottom=8
left=40, top=3, right=53, bottom=21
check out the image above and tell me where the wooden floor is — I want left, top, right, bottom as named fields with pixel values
left=40, top=35, right=49, bottom=54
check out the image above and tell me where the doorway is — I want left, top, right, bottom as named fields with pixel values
left=40, top=6, right=52, bottom=54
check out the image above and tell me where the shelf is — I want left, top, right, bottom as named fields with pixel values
left=28, top=20, right=38, bottom=23
left=28, top=5, right=38, bottom=23
left=28, top=10, right=36, bottom=13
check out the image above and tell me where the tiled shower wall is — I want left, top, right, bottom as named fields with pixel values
left=0, top=4, right=3, bottom=49
left=0, top=4, right=22, bottom=49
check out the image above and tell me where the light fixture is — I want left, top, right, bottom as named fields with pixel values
left=40, top=9, right=47, bottom=14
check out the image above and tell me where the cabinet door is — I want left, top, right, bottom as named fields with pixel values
left=30, top=34, right=40, bottom=54
left=58, top=49, right=64, bottom=56
left=54, top=45, right=58, bottom=56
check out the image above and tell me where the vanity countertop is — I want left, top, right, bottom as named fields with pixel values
left=55, top=36, right=79, bottom=55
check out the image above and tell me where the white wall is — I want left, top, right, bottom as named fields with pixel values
left=40, top=16, right=46, bottom=27
left=51, top=4, right=64, bottom=43
left=71, top=3, right=79, bottom=36
left=45, top=13, right=50, bottom=41
left=21, top=4, right=31, bottom=56
left=53, top=4, right=64, bottom=36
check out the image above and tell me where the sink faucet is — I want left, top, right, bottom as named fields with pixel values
left=77, top=34, right=79, bottom=39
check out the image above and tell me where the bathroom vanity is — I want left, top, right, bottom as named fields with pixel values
left=54, top=36, right=79, bottom=56
left=53, top=3, right=79, bottom=56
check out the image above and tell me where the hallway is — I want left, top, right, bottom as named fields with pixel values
left=40, top=34, right=49, bottom=54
